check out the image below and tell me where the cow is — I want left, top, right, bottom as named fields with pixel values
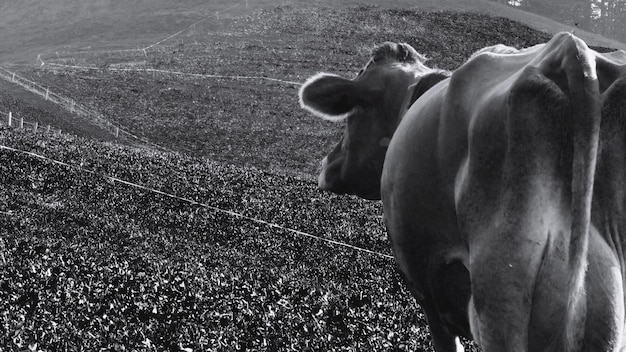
left=301, top=35, right=626, bottom=351
left=382, top=31, right=626, bottom=352
left=299, top=42, right=449, bottom=200
left=298, top=41, right=516, bottom=350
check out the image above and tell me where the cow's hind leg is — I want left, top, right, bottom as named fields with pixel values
left=432, top=258, right=472, bottom=339
left=399, top=258, right=471, bottom=352
left=421, top=301, right=465, bottom=352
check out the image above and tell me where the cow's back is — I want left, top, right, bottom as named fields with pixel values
left=381, top=47, right=531, bottom=265
left=382, top=33, right=625, bottom=351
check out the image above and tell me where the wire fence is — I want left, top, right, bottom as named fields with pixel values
left=38, top=0, right=252, bottom=65
left=0, top=0, right=386, bottom=259
left=0, top=111, right=62, bottom=136
left=0, top=0, right=299, bottom=160
left=43, top=62, right=303, bottom=86
left=0, top=67, right=169, bottom=151
left=33, top=0, right=303, bottom=87
left=0, top=143, right=394, bottom=260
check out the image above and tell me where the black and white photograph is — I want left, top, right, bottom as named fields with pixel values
left=1, top=0, right=626, bottom=351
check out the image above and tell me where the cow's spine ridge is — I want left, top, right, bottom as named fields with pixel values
left=563, top=33, right=601, bottom=352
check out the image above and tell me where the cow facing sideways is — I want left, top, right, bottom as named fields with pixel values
left=301, top=34, right=626, bottom=352
left=300, top=42, right=468, bottom=350
left=299, top=42, right=449, bottom=200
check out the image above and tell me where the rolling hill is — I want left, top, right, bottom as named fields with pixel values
left=3, top=6, right=567, bottom=177
left=1, top=0, right=624, bottom=66
left=1, top=2, right=625, bottom=351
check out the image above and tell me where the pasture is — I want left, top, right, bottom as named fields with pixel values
left=0, top=3, right=621, bottom=352
left=15, top=6, right=557, bottom=177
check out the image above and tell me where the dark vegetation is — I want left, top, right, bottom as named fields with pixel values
left=0, top=127, right=453, bottom=351
left=2, top=128, right=427, bottom=351
left=1, top=4, right=623, bottom=352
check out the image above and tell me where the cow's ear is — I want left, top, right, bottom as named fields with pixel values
left=299, top=73, right=361, bottom=121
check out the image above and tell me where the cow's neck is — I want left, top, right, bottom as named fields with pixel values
left=398, top=71, right=450, bottom=130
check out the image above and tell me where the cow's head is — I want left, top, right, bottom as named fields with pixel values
left=299, top=42, right=447, bottom=200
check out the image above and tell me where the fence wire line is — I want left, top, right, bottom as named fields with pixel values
left=0, top=144, right=394, bottom=260
left=3, top=2, right=388, bottom=258
left=143, top=18, right=207, bottom=51
left=44, top=63, right=303, bottom=86
left=0, top=67, right=172, bottom=151
left=143, top=0, right=247, bottom=50
left=35, top=0, right=306, bottom=88
left=134, top=0, right=249, bottom=50
left=40, top=0, right=249, bottom=61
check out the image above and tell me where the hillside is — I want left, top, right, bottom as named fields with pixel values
left=2, top=128, right=427, bottom=351
left=0, top=0, right=219, bottom=63
left=1, top=0, right=623, bottom=65
left=0, top=78, right=123, bottom=143
left=4, top=7, right=569, bottom=178
left=1, top=4, right=625, bottom=351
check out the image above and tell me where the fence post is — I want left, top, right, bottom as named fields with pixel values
left=33, top=122, right=38, bottom=133
left=11, top=72, right=15, bottom=82
left=7, top=111, right=11, bottom=127
left=45, top=88, right=49, bottom=100
left=47, top=125, right=51, bottom=134
left=19, top=117, right=24, bottom=129
left=115, top=127, right=119, bottom=138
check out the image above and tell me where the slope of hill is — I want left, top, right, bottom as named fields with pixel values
left=1, top=0, right=623, bottom=65
left=0, top=77, right=122, bottom=142
left=5, top=5, right=622, bottom=177
left=2, top=3, right=624, bottom=351
left=2, top=127, right=439, bottom=351
left=9, top=6, right=604, bottom=178
left=294, top=0, right=625, bottom=49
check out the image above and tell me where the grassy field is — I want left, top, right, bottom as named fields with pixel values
left=0, top=78, right=119, bottom=143
left=1, top=0, right=623, bottom=65
left=2, top=128, right=420, bottom=351
left=1, top=2, right=625, bottom=352
left=13, top=7, right=562, bottom=178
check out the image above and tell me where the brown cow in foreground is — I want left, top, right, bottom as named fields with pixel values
left=301, top=34, right=626, bottom=352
